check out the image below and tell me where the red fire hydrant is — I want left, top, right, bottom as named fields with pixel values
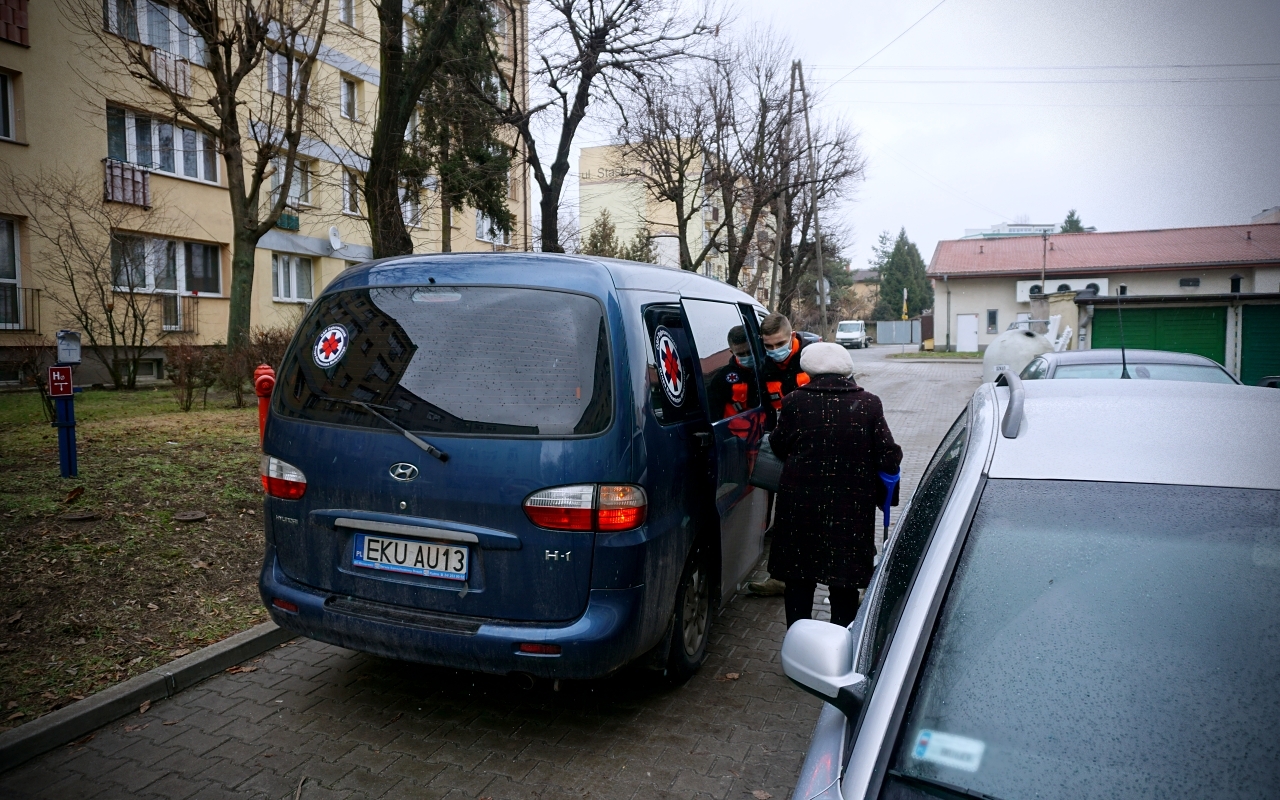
left=254, top=364, right=276, bottom=445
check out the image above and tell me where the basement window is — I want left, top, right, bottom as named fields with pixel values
left=1179, top=277, right=1200, bottom=288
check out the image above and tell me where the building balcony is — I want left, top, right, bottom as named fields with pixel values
left=103, top=159, right=151, bottom=208
left=161, top=294, right=198, bottom=334
left=151, top=49, right=192, bottom=97
left=275, top=209, right=301, bottom=231
left=0, top=286, right=40, bottom=332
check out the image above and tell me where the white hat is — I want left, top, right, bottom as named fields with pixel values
left=800, top=342, right=855, bottom=377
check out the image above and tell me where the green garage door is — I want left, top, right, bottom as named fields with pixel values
left=1241, top=305, right=1280, bottom=386
left=1092, top=306, right=1227, bottom=364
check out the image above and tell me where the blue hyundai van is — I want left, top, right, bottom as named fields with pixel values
left=259, top=253, right=773, bottom=681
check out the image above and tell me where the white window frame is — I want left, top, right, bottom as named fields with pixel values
left=400, top=184, right=422, bottom=228
left=106, top=105, right=219, bottom=183
left=342, top=170, right=362, bottom=215
left=110, top=232, right=223, bottom=300
left=476, top=210, right=510, bottom=245
left=0, top=74, right=14, bottom=142
left=268, top=51, right=305, bottom=98
left=0, top=217, right=22, bottom=331
left=272, top=158, right=312, bottom=207
left=340, top=77, right=359, bottom=120
left=271, top=253, right=314, bottom=303
left=338, top=0, right=356, bottom=27
left=106, top=0, right=205, bottom=64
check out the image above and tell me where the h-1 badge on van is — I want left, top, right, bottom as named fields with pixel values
left=258, top=253, right=773, bottom=682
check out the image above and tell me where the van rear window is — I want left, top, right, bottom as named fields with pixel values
left=274, top=286, right=612, bottom=436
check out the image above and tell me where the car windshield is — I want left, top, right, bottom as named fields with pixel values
left=885, top=480, right=1280, bottom=800
left=274, top=286, right=612, bottom=436
left=838, top=322, right=862, bottom=333
left=1053, top=362, right=1234, bottom=383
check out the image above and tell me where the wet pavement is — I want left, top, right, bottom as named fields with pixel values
left=0, top=349, right=981, bottom=800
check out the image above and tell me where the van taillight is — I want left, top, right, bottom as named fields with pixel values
left=261, top=455, right=307, bottom=499
left=596, top=485, right=647, bottom=531
left=523, top=484, right=647, bottom=532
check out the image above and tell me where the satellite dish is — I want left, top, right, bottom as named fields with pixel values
left=328, top=226, right=342, bottom=251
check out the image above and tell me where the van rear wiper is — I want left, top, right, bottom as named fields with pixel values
left=321, top=396, right=449, bottom=463
left=887, top=770, right=1006, bottom=800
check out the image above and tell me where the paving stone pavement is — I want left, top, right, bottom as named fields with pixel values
left=0, top=350, right=980, bottom=800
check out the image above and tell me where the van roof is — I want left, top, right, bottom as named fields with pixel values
left=329, top=252, right=762, bottom=307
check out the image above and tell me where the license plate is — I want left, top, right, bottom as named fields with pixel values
left=353, top=534, right=469, bottom=581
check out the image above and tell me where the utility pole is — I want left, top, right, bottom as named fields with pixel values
left=770, top=65, right=799, bottom=313
left=795, top=61, right=828, bottom=341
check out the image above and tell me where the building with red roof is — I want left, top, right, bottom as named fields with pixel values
left=926, top=222, right=1280, bottom=383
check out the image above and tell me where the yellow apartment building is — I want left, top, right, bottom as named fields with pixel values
left=0, top=0, right=529, bottom=385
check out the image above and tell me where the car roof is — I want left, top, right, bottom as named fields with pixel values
left=987, top=379, right=1280, bottom=490
left=1040, top=349, right=1223, bottom=367
left=329, top=252, right=760, bottom=306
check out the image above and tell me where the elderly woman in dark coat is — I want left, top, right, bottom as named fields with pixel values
left=767, top=342, right=903, bottom=628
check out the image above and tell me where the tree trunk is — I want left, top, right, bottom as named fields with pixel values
left=366, top=149, right=414, bottom=258
left=441, top=197, right=453, bottom=252
left=227, top=227, right=258, bottom=352
left=539, top=190, right=563, bottom=253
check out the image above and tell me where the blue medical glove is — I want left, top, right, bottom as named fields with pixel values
left=879, top=469, right=901, bottom=531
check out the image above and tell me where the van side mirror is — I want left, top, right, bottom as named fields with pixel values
left=781, top=619, right=869, bottom=719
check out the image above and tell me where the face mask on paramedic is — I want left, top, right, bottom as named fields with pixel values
left=765, top=340, right=793, bottom=362
left=761, top=328, right=793, bottom=363
left=732, top=344, right=755, bottom=369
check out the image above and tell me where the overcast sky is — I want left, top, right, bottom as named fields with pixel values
left=559, top=0, right=1280, bottom=271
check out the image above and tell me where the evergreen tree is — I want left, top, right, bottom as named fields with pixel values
left=621, top=227, right=658, bottom=263
left=872, top=229, right=933, bottom=320
left=403, top=1, right=511, bottom=252
left=868, top=230, right=894, bottom=271
left=1060, top=209, right=1086, bottom=233
left=581, top=210, right=623, bottom=258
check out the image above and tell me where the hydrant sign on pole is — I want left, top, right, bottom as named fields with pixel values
left=48, top=366, right=74, bottom=397
left=48, top=365, right=79, bottom=478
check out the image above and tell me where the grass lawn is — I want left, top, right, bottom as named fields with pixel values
left=887, top=351, right=983, bottom=359
left=0, top=387, right=269, bottom=730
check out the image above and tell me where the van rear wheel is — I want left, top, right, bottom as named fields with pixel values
left=666, top=548, right=711, bottom=684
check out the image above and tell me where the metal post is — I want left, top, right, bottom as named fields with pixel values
left=944, top=275, right=951, bottom=351
left=795, top=62, right=827, bottom=341
left=55, top=396, right=78, bottom=478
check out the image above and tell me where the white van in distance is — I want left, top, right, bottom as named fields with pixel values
left=835, top=320, right=869, bottom=349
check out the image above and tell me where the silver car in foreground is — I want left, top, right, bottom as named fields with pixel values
left=782, top=375, right=1280, bottom=800
left=1019, top=348, right=1238, bottom=384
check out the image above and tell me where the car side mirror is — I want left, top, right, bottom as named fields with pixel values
left=781, top=619, right=869, bottom=719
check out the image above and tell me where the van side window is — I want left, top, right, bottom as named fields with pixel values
left=861, top=408, right=968, bottom=679
left=682, top=299, right=761, bottom=423
left=1020, top=357, right=1049, bottom=380
left=644, top=305, right=702, bottom=426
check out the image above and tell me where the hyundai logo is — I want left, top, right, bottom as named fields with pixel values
left=389, top=463, right=419, bottom=482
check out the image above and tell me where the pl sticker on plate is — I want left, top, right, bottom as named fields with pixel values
left=313, top=324, right=349, bottom=369
left=911, top=729, right=986, bottom=773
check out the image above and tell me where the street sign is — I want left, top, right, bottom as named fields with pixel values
left=56, top=330, right=82, bottom=365
left=48, top=366, right=74, bottom=397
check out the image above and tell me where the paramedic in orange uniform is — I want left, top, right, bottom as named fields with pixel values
left=750, top=313, right=820, bottom=597
left=706, top=326, right=759, bottom=422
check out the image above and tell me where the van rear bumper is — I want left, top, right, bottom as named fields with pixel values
left=259, top=547, right=649, bottom=680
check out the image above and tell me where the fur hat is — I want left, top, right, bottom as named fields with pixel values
left=800, top=342, right=855, bottom=377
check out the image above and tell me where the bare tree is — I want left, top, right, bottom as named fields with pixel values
left=3, top=168, right=184, bottom=388
left=484, top=0, right=717, bottom=253
left=60, top=0, right=330, bottom=350
left=616, top=74, right=724, bottom=272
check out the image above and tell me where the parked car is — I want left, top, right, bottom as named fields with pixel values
left=782, top=375, right=1280, bottom=800
left=835, top=320, right=870, bottom=349
left=1259, top=376, right=1280, bottom=388
left=1019, top=348, right=1239, bottom=383
left=260, top=253, right=772, bottom=682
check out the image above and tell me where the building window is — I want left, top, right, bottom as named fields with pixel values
left=338, top=0, right=355, bottom=26
left=268, top=51, right=305, bottom=98
left=104, top=0, right=204, bottom=62
left=0, top=73, right=14, bottom=141
left=104, top=0, right=140, bottom=41
left=105, top=105, right=218, bottom=183
left=271, top=159, right=311, bottom=206
left=1179, top=277, right=1201, bottom=288
left=272, top=254, right=313, bottom=302
left=476, top=211, right=509, bottom=245
left=111, top=232, right=220, bottom=296
left=342, top=170, right=361, bottom=214
left=399, top=185, right=421, bottom=228
left=340, top=77, right=358, bottom=119
left=986, top=309, right=998, bottom=334
left=0, top=217, right=19, bottom=327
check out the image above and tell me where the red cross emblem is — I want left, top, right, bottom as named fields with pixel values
left=654, top=327, right=685, bottom=406
left=312, top=324, right=348, bottom=368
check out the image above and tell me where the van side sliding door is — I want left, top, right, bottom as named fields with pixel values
left=680, top=299, right=770, bottom=604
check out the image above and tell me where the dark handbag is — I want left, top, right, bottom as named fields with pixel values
left=749, top=433, right=784, bottom=493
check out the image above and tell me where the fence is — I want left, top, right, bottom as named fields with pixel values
left=875, top=320, right=921, bottom=345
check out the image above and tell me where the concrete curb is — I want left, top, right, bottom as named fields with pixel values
left=0, top=621, right=295, bottom=774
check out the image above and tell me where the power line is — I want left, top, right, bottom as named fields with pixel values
left=827, top=0, right=952, bottom=86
